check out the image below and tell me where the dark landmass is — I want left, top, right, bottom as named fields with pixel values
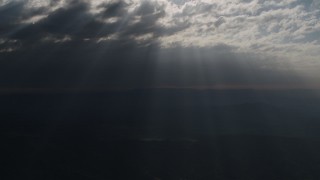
left=2, top=89, right=320, bottom=179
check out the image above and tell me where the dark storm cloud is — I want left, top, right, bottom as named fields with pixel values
left=98, top=1, right=125, bottom=18
left=7, top=1, right=114, bottom=41
left=1, top=0, right=184, bottom=44
left=0, top=1, right=27, bottom=35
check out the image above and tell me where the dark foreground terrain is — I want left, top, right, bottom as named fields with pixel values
left=2, top=89, right=320, bottom=179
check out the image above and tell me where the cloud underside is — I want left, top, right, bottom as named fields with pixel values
left=0, top=0, right=319, bottom=89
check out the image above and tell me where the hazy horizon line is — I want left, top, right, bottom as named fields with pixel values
left=1, top=84, right=320, bottom=93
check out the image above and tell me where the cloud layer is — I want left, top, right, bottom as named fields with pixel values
left=0, top=0, right=319, bottom=89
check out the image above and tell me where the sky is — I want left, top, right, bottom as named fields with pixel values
left=0, top=0, right=319, bottom=90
